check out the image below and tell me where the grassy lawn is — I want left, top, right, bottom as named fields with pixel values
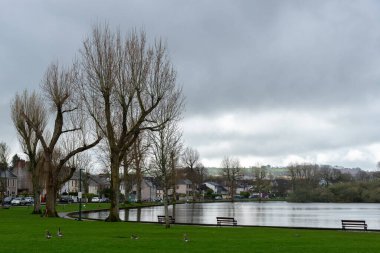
left=1, top=205, right=380, bottom=253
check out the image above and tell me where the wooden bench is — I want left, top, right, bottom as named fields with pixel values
left=341, top=220, right=367, bottom=231
left=157, top=215, right=175, bottom=224
left=217, top=217, right=237, bottom=226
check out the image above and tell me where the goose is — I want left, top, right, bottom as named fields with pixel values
left=183, top=233, right=190, bottom=243
left=46, top=230, right=52, bottom=239
left=57, top=227, right=63, bottom=238
left=130, top=234, right=139, bottom=240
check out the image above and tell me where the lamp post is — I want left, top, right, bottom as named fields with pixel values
left=78, top=168, right=84, bottom=221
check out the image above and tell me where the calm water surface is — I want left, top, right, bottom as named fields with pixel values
left=82, top=202, right=380, bottom=229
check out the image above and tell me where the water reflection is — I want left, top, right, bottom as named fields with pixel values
left=81, top=202, right=380, bottom=229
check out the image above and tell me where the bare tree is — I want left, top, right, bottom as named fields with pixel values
left=221, top=156, right=241, bottom=201
left=122, top=147, right=134, bottom=202
left=21, top=63, right=101, bottom=217
left=195, top=163, right=207, bottom=188
left=131, top=132, right=150, bottom=203
left=0, top=142, right=10, bottom=204
left=253, top=166, right=269, bottom=201
left=11, top=90, right=46, bottom=214
left=77, top=25, right=184, bottom=221
left=182, top=147, right=201, bottom=200
left=149, top=122, right=182, bottom=228
left=287, top=163, right=298, bottom=192
left=287, top=163, right=320, bottom=192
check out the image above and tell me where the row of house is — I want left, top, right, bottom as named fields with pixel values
left=0, top=159, right=195, bottom=201
left=1, top=159, right=255, bottom=201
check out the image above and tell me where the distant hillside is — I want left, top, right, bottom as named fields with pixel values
left=206, top=166, right=288, bottom=177
left=206, top=165, right=366, bottom=178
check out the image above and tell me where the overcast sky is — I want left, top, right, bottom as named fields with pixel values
left=1, top=0, right=380, bottom=170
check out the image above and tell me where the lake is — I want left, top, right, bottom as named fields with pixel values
left=81, top=201, right=380, bottom=229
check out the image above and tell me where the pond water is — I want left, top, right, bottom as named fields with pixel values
left=80, top=201, right=380, bottom=229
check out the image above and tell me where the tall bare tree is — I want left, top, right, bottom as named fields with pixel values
left=77, top=25, right=184, bottom=221
left=221, top=156, right=241, bottom=201
left=11, top=90, right=46, bottom=213
left=21, top=63, right=101, bottom=217
left=149, top=122, right=182, bottom=228
left=182, top=147, right=201, bottom=199
left=0, top=142, right=10, bottom=204
left=131, top=133, right=150, bottom=203
left=253, top=166, right=269, bottom=201
left=122, top=147, right=134, bottom=202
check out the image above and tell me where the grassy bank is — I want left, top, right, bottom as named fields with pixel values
left=1, top=205, right=380, bottom=253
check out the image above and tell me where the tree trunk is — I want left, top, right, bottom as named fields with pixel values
left=136, top=208, right=141, bottom=222
left=45, top=182, right=58, bottom=217
left=31, top=168, right=42, bottom=214
left=192, top=182, right=196, bottom=201
left=164, top=187, right=170, bottom=228
left=230, top=183, right=235, bottom=203
left=171, top=152, right=176, bottom=204
left=106, top=160, right=120, bottom=222
left=123, top=166, right=130, bottom=203
left=43, top=154, right=59, bottom=217
left=134, top=142, right=142, bottom=203
left=136, top=165, right=142, bottom=203
left=0, top=178, right=5, bottom=206
left=32, top=190, right=42, bottom=214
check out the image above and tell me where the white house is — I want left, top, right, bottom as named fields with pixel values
left=176, top=179, right=192, bottom=196
left=131, top=178, right=157, bottom=201
left=204, top=182, right=228, bottom=195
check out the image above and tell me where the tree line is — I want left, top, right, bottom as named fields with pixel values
left=286, top=163, right=380, bottom=203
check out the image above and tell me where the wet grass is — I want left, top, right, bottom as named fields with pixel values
left=1, top=205, right=380, bottom=253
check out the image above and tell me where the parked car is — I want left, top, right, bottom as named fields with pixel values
left=91, top=197, right=100, bottom=203
left=99, top=197, right=110, bottom=203
left=59, top=196, right=74, bottom=203
left=153, top=197, right=162, bottom=202
left=24, top=197, right=34, bottom=205
left=11, top=197, right=26, bottom=206
left=2, top=196, right=13, bottom=205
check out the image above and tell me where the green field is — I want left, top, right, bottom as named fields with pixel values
left=1, top=204, right=380, bottom=253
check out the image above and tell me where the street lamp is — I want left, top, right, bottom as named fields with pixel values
left=78, top=168, right=84, bottom=221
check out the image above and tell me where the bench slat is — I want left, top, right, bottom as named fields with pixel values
left=216, top=217, right=237, bottom=226
left=341, top=220, right=367, bottom=231
left=157, top=215, right=175, bottom=224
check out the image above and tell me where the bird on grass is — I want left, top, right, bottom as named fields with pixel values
left=46, top=230, right=52, bottom=239
left=183, top=233, right=190, bottom=243
left=57, top=227, right=63, bottom=238
left=130, top=234, right=139, bottom=240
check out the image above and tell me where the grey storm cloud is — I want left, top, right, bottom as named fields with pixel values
left=1, top=0, right=380, bottom=169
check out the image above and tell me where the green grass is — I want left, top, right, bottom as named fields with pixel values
left=1, top=205, right=380, bottom=253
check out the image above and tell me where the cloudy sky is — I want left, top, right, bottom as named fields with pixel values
left=1, top=0, right=380, bottom=170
